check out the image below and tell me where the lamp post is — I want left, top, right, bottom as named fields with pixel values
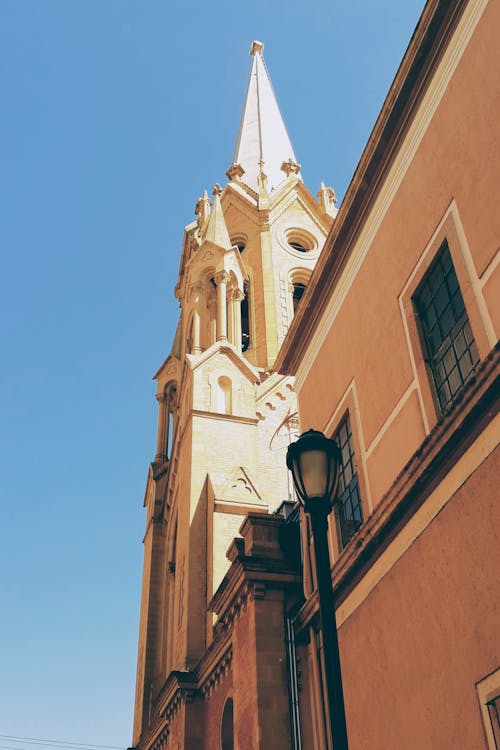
left=287, top=429, right=349, bottom=750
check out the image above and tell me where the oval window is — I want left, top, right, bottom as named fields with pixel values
left=286, top=229, right=316, bottom=254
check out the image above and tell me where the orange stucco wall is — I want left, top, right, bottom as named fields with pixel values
left=338, top=448, right=499, bottom=749
left=298, top=0, right=500, bottom=508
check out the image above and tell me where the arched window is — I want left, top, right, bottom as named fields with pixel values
left=289, top=269, right=311, bottom=317
left=292, top=282, right=306, bottom=312
left=241, top=280, right=250, bottom=352
left=231, top=235, right=247, bottom=253
left=164, top=515, right=178, bottom=675
left=220, top=698, right=234, bottom=750
left=166, top=384, right=177, bottom=458
left=217, top=376, right=232, bottom=414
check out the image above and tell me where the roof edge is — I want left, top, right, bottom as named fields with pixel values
left=275, top=0, right=470, bottom=375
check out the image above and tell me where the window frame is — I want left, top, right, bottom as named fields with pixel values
left=399, top=207, right=491, bottom=429
left=477, top=668, right=500, bottom=750
left=412, top=239, right=480, bottom=413
left=332, top=411, right=364, bottom=551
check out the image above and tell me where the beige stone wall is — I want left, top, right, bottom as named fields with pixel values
left=134, top=61, right=336, bottom=744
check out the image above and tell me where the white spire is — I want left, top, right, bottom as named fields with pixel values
left=231, top=41, right=301, bottom=193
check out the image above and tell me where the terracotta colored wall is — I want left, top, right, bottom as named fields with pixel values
left=230, top=588, right=293, bottom=749
left=203, top=670, right=233, bottom=750
left=232, top=601, right=260, bottom=749
left=298, top=0, right=500, bottom=508
left=338, top=449, right=499, bottom=749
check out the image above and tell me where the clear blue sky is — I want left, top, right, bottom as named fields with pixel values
left=0, top=1, right=425, bottom=746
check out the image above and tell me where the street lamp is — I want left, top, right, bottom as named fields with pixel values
left=287, top=429, right=349, bottom=750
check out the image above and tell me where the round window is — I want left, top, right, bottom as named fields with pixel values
left=286, top=229, right=316, bottom=254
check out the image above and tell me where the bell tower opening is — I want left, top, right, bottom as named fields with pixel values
left=241, top=280, right=250, bottom=352
left=292, top=282, right=306, bottom=312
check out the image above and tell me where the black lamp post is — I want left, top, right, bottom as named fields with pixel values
left=287, top=429, right=349, bottom=750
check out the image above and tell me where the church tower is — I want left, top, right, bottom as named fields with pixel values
left=133, top=41, right=336, bottom=749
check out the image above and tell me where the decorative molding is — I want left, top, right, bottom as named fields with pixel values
left=276, top=0, right=488, bottom=381
left=200, top=649, right=233, bottom=699
left=218, top=583, right=252, bottom=634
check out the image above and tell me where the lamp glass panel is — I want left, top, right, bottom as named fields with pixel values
left=299, top=449, right=328, bottom=499
left=327, top=454, right=339, bottom=500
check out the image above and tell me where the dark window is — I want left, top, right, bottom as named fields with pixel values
left=487, top=695, right=500, bottom=749
left=413, top=241, right=480, bottom=412
left=292, top=282, right=306, bottom=312
left=231, top=237, right=246, bottom=253
left=289, top=241, right=308, bottom=252
left=221, top=698, right=234, bottom=750
left=241, top=281, right=250, bottom=352
left=333, top=414, right=363, bottom=550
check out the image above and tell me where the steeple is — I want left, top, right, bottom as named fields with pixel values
left=133, top=38, right=336, bottom=749
left=230, top=41, right=301, bottom=193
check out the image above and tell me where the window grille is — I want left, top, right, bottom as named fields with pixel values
left=413, top=241, right=479, bottom=412
left=333, top=414, right=363, bottom=549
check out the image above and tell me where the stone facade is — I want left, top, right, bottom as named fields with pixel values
left=132, top=41, right=333, bottom=750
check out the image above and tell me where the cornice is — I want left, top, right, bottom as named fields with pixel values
left=190, top=410, right=258, bottom=426
left=136, top=672, right=196, bottom=750
left=275, top=0, right=477, bottom=376
left=225, top=179, right=258, bottom=204
left=158, top=673, right=197, bottom=723
left=199, top=648, right=233, bottom=700
left=210, top=533, right=302, bottom=634
left=255, top=372, right=294, bottom=404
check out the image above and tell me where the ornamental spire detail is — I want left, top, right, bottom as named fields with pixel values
left=231, top=41, right=301, bottom=193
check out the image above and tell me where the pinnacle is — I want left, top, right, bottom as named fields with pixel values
left=202, top=189, right=232, bottom=250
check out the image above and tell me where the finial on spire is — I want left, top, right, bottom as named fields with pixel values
left=226, top=162, right=245, bottom=182
left=195, top=190, right=211, bottom=227
left=212, top=183, right=223, bottom=197
left=317, top=182, right=338, bottom=217
left=281, top=158, right=301, bottom=178
left=250, top=40, right=264, bottom=56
